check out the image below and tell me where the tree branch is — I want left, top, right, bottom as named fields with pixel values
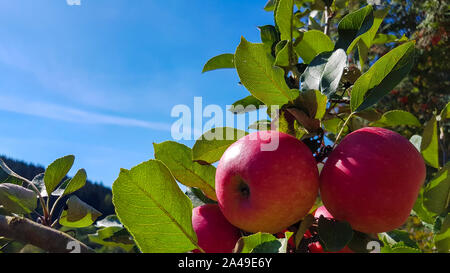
left=0, top=215, right=94, bottom=253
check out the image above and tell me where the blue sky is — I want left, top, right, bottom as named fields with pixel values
left=0, top=0, right=275, bottom=187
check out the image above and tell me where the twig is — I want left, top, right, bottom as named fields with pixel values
left=323, top=6, right=333, bottom=36
left=0, top=215, right=94, bottom=253
left=333, top=112, right=355, bottom=148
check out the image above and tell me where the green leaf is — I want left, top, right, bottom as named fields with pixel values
left=413, top=188, right=436, bottom=225
left=88, top=226, right=135, bottom=252
left=318, top=216, right=354, bottom=252
left=275, top=110, right=308, bottom=139
left=356, top=7, right=389, bottom=67
left=379, top=233, right=422, bottom=253
left=234, top=37, right=297, bottom=106
left=274, top=40, right=296, bottom=67
left=0, top=183, right=37, bottom=214
left=275, top=0, right=295, bottom=41
left=294, top=30, right=335, bottom=64
left=352, top=7, right=389, bottom=52
left=423, top=163, right=450, bottom=216
left=350, top=41, right=415, bottom=112
left=295, top=89, right=328, bottom=120
left=440, top=101, right=450, bottom=120
left=237, top=232, right=280, bottom=253
left=202, top=54, right=235, bottom=73
left=372, top=34, right=409, bottom=45
left=435, top=213, right=450, bottom=253
left=286, top=108, right=321, bottom=133
left=52, top=169, right=87, bottom=197
left=153, top=141, right=217, bottom=201
left=421, top=116, right=440, bottom=169
left=384, top=244, right=422, bottom=253
left=185, top=187, right=216, bottom=208
left=259, top=25, right=280, bottom=45
left=323, top=117, right=344, bottom=134
left=44, top=155, right=75, bottom=196
left=386, top=230, right=419, bottom=249
left=335, top=5, right=374, bottom=52
left=192, top=127, right=248, bottom=164
left=59, top=195, right=101, bottom=228
left=229, top=96, right=266, bottom=114
left=301, top=49, right=347, bottom=97
left=264, top=0, right=277, bottom=11
left=112, top=160, right=199, bottom=253
left=370, top=110, right=421, bottom=128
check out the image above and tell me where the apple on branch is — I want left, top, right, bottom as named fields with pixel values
left=192, top=204, right=241, bottom=253
left=320, top=127, right=426, bottom=234
left=215, top=131, right=320, bottom=234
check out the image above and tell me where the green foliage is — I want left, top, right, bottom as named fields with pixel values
left=153, top=141, right=217, bottom=200
left=434, top=213, right=450, bottom=253
left=59, top=195, right=102, bottom=228
left=2, top=0, right=448, bottom=254
left=294, top=30, right=334, bottom=64
left=236, top=232, right=282, bottom=253
left=350, top=41, right=416, bottom=112
left=52, top=169, right=87, bottom=197
left=335, top=5, right=374, bottom=53
left=202, top=54, right=235, bottom=73
left=275, top=0, right=295, bottom=41
left=192, top=127, right=248, bottom=164
left=112, top=160, right=199, bottom=253
left=300, top=49, right=347, bottom=97
left=370, top=110, right=421, bottom=128
left=421, top=116, right=440, bottom=169
left=0, top=183, right=37, bottom=214
left=234, top=37, right=297, bottom=106
left=229, top=96, right=265, bottom=114
left=44, top=155, right=75, bottom=196
left=317, top=216, right=354, bottom=252
left=423, top=163, right=450, bottom=216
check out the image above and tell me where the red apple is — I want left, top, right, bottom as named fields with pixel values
left=192, top=204, right=241, bottom=253
left=215, top=130, right=319, bottom=234
left=304, top=206, right=353, bottom=253
left=320, top=127, right=426, bottom=233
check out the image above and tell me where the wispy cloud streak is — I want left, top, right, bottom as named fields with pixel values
left=0, top=95, right=172, bottom=131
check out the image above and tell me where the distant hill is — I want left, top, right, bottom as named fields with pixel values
left=0, top=155, right=115, bottom=218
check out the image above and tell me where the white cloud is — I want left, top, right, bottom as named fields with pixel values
left=0, top=95, right=172, bottom=131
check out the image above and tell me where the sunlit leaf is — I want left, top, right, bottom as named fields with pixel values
left=350, top=41, right=415, bottom=112
left=153, top=141, right=217, bottom=201
left=235, top=37, right=297, bottom=106
left=202, top=54, right=235, bottom=73
left=294, top=30, right=334, bottom=64
left=59, top=195, right=101, bottom=228
left=44, top=155, right=75, bottom=196
left=0, top=183, right=37, bottom=214
left=421, top=116, right=440, bottom=169
left=112, top=160, right=198, bottom=253
left=192, top=127, right=248, bottom=164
